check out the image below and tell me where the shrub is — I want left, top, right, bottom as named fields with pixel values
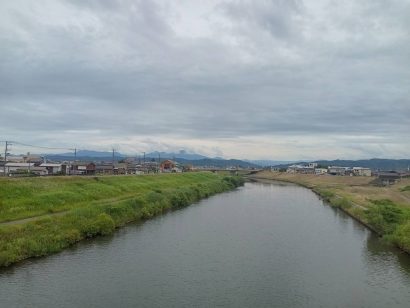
left=392, top=221, right=410, bottom=252
left=94, top=213, right=115, bottom=235
left=320, top=190, right=334, bottom=200
left=333, top=197, right=351, bottom=209
left=64, top=229, right=82, bottom=244
left=366, top=200, right=404, bottom=234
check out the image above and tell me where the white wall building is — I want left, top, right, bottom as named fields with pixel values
left=352, top=167, right=372, bottom=177
left=40, top=163, right=62, bottom=174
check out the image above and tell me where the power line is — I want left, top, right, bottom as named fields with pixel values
left=10, top=141, right=75, bottom=151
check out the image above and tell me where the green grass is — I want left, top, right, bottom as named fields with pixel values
left=0, top=173, right=244, bottom=267
left=0, top=173, right=241, bottom=222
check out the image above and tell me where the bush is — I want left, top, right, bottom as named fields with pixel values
left=81, top=213, right=115, bottom=237
left=333, top=197, right=352, bottom=209
left=222, top=176, right=244, bottom=188
left=392, top=221, right=410, bottom=252
left=366, top=200, right=405, bottom=234
left=170, top=192, right=189, bottom=208
left=94, top=213, right=115, bottom=235
left=64, top=229, right=82, bottom=244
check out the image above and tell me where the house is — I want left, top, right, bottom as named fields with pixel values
left=328, top=166, right=347, bottom=176
left=40, top=163, right=62, bottom=175
left=375, top=171, right=409, bottom=185
left=29, top=167, right=48, bottom=176
left=113, top=163, right=128, bottom=174
left=95, top=163, right=114, bottom=175
left=160, top=160, right=176, bottom=172
left=160, top=160, right=181, bottom=173
left=71, top=162, right=96, bottom=175
left=7, top=154, right=42, bottom=164
left=286, top=164, right=315, bottom=174
left=4, top=162, right=35, bottom=174
left=352, top=167, right=372, bottom=177
left=315, top=168, right=328, bottom=175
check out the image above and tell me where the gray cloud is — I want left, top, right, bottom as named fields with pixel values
left=0, top=0, right=409, bottom=159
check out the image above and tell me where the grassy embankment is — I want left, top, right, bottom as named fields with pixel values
left=0, top=173, right=244, bottom=267
left=250, top=171, right=410, bottom=253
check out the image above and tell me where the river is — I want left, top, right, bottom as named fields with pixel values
left=1, top=181, right=410, bottom=307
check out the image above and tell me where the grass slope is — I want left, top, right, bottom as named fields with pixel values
left=0, top=173, right=244, bottom=267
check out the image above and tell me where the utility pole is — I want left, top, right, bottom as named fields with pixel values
left=158, top=153, right=160, bottom=173
left=71, top=148, right=77, bottom=175
left=143, top=152, right=146, bottom=173
left=3, top=141, right=11, bottom=176
left=3, top=141, right=7, bottom=176
left=112, top=148, right=115, bottom=174
left=28, top=152, right=31, bottom=174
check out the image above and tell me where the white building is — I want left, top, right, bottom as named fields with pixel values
left=328, top=166, right=347, bottom=176
left=315, top=168, right=328, bottom=175
left=4, top=162, right=35, bottom=174
left=40, top=163, right=62, bottom=175
left=352, top=167, right=372, bottom=177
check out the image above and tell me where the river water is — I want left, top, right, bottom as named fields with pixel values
left=1, top=181, right=410, bottom=307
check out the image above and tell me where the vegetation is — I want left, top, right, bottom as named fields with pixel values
left=250, top=171, right=410, bottom=253
left=0, top=173, right=244, bottom=267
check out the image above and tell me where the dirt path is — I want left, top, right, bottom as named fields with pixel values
left=0, top=211, right=70, bottom=226
left=0, top=194, right=140, bottom=227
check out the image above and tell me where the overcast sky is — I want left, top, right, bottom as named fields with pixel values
left=1, top=0, right=409, bottom=160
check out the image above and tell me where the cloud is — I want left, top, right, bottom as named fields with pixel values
left=0, top=0, right=409, bottom=159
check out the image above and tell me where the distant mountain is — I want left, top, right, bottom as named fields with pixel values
left=76, top=150, right=126, bottom=158
left=175, top=158, right=261, bottom=169
left=38, top=149, right=261, bottom=168
left=248, top=160, right=300, bottom=167
left=145, top=150, right=208, bottom=160
left=273, top=159, right=410, bottom=171
left=45, top=150, right=125, bottom=161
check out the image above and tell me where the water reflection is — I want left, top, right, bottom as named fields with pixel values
left=366, top=231, right=410, bottom=276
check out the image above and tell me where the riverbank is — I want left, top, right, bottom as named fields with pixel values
left=248, top=171, right=410, bottom=253
left=0, top=173, right=244, bottom=267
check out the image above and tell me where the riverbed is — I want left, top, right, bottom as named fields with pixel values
left=1, top=182, right=410, bottom=307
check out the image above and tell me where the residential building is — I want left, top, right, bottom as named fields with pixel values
left=315, top=168, right=328, bottom=175
left=352, top=167, right=372, bottom=177
left=40, top=163, right=62, bottom=175
left=71, top=162, right=96, bottom=175
left=328, top=166, right=347, bottom=176
left=4, top=162, right=35, bottom=174
left=287, top=164, right=315, bottom=174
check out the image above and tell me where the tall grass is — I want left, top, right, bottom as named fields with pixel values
left=0, top=173, right=244, bottom=267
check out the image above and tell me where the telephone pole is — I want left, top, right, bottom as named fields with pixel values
left=3, top=141, right=11, bottom=176
left=112, top=148, right=115, bottom=174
